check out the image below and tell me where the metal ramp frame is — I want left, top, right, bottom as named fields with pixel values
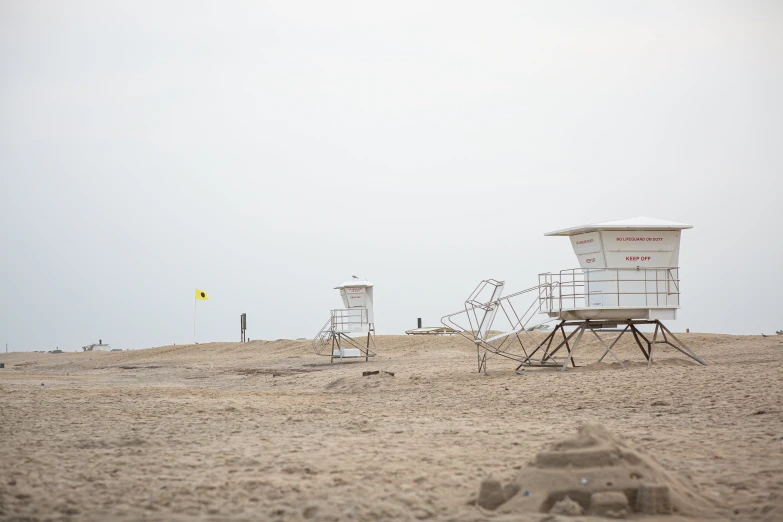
left=442, top=279, right=559, bottom=373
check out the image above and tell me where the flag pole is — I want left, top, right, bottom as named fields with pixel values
left=193, top=291, right=197, bottom=343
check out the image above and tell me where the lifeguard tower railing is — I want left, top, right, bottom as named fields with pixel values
left=538, top=267, right=681, bottom=313
left=313, top=307, right=376, bottom=362
left=330, top=308, right=370, bottom=332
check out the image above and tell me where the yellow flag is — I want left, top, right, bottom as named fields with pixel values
left=196, top=289, right=209, bottom=300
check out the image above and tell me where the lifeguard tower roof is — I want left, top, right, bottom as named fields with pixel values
left=334, top=280, right=373, bottom=289
left=545, top=216, right=692, bottom=237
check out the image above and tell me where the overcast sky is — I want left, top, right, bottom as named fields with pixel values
left=1, top=1, right=781, bottom=351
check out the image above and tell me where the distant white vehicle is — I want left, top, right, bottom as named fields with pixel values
left=82, top=342, right=111, bottom=352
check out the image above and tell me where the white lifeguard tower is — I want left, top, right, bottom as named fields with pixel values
left=82, top=341, right=111, bottom=352
left=313, top=278, right=377, bottom=362
left=442, top=217, right=706, bottom=372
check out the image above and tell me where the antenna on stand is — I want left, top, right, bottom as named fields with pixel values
left=240, top=313, right=247, bottom=342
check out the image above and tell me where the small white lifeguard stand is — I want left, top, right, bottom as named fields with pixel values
left=442, top=217, right=706, bottom=372
left=313, top=278, right=377, bottom=362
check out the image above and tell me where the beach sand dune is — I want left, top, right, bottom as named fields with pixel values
left=1, top=333, right=781, bottom=521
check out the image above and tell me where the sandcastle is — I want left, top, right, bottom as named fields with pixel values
left=475, top=423, right=714, bottom=518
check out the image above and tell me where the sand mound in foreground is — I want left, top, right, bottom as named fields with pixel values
left=324, top=370, right=396, bottom=393
left=580, top=358, right=698, bottom=371
left=476, top=423, right=716, bottom=518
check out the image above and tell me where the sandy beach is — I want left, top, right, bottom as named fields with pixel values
left=1, top=333, right=781, bottom=521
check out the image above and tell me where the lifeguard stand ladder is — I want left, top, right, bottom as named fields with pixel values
left=313, top=279, right=377, bottom=363
left=442, top=217, right=707, bottom=372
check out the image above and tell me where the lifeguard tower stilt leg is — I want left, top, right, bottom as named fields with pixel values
left=512, top=319, right=706, bottom=372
